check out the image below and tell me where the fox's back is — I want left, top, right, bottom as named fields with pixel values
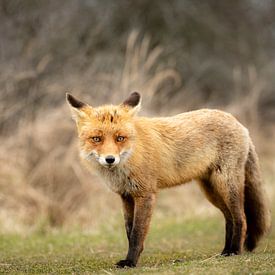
left=133, top=109, right=250, bottom=188
left=139, top=108, right=247, bottom=136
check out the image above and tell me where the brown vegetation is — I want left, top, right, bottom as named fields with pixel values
left=0, top=0, right=274, bottom=233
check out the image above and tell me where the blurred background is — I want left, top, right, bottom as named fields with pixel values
left=0, top=0, right=274, bottom=233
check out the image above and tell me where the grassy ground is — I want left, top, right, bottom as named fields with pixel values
left=0, top=214, right=274, bottom=274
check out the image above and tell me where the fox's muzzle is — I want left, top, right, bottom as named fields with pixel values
left=98, top=155, right=120, bottom=167
left=105, top=155, right=116, bottom=164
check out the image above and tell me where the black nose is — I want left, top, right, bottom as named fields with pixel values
left=105, top=155, right=115, bottom=164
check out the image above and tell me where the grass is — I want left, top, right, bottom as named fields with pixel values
left=0, top=215, right=274, bottom=274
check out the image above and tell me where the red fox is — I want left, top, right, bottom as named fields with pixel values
left=66, top=92, right=271, bottom=268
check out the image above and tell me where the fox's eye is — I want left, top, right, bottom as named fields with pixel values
left=92, top=136, right=101, bottom=143
left=116, top=136, right=125, bottom=142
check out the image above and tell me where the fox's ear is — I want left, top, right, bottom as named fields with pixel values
left=121, top=91, right=141, bottom=116
left=66, top=93, right=89, bottom=121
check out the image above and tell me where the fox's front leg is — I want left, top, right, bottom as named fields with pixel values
left=120, top=193, right=135, bottom=241
left=116, top=193, right=156, bottom=268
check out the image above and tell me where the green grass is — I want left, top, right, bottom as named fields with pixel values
left=0, top=216, right=274, bottom=274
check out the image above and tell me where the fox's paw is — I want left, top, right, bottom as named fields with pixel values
left=221, top=249, right=231, bottom=256
left=221, top=250, right=240, bottom=257
left=115, top=259, right=136, bottom=268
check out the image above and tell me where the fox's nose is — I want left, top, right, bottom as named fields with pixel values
left=105, top=155, right=115, bottom=164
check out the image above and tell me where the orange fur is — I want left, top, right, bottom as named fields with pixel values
left=67, top=92, right=271, bottom=267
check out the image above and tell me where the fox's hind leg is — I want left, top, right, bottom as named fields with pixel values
left=227, top=188, right=247, bottom=255
left=199, top=179, right=233, bottom=255
left=210, top=170, right=247, bottom=255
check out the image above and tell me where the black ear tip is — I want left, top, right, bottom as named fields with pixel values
left=131, top=91, right=140, bottom=97
left=66, top=92, right=72, bottom=101
left=130, top=91, right=141, bottom=102
left=66, top=93, right=75, bottom=104
left=66, top=93, right=86, bottom=108
left=123, top=91, right=141, bottom=107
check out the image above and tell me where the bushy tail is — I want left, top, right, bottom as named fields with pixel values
left=244, top=142, right=271, bottom=251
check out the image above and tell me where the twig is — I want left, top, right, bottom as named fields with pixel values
left=200, top=253, right=220, bottom=263
left=102, top=269, right=113, bottom=275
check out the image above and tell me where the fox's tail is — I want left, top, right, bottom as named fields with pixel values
left=244, top=141, right=271, bottom=251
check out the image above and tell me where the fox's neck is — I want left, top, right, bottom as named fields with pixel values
left=127, top=117, right=173, bottom=166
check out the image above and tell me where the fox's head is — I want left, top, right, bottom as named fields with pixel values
left=66, top=92, right=141, bottom=169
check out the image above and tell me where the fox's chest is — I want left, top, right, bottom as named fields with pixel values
left=98, top=167, right=138, bottom=194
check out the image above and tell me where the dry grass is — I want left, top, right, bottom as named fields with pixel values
left=0, top=32, right=183, bottom=233
left=0, top=30, right=274, bottom=234
left=117, top=30, right=181, bottom=106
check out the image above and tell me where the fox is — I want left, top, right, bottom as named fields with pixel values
left=66, top=91, right=271, bottom=268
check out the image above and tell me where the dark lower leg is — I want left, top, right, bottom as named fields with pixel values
left=225, top=178, right=246, bottom=255
left=198, top=179, right=234, bottom=256
left=120, top=193, right=135, bottom=242
left=221, top=218, right=233, bottom=255
left=230, top=216, right=246, bottom=254
left=116, top=193, right=155, bottom=268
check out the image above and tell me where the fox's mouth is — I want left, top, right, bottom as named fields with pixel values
left=101, top=162, right=117, bottom=168
left=104, top=163, right=117, bottom=169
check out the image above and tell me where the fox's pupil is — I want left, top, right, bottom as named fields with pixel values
left=92, top=137, right=101, bottom=142
left=117, top=136, right=124, bottom=142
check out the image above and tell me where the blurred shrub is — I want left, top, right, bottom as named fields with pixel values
left=0, top=0, right=274, bottom=232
